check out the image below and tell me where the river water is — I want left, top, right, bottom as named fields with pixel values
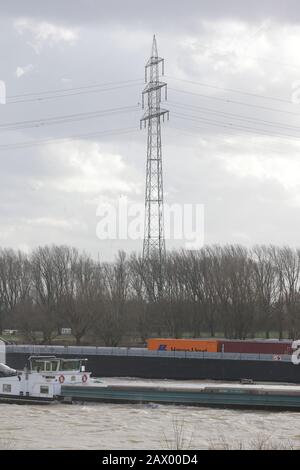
left=1, top=378, right=300, bottom=450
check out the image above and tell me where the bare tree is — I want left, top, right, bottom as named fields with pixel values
left=217, top=246, right=256, bottom=339
left=161, top=252, right=189, bottom=338
left=95, top=251, right=129, bottom=346
left=12, top=299, right=40, bottom=343
left=128, top=254, right=149, bottom=342
left=251, top=246, right=278, bottom=338
left=178, top=250, right=204, bottom=337
left=1, top=243, right=299, bottom=344
left=0, top=249, right=31, bottom=333
left=273, top=247, right=300, bottom=339
left=61, top=253, right=100, bottom=345
left=31, top=245, right=80, bottom=343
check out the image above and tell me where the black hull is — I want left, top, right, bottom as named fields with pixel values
left=6, top=351, right=300, bottom=384
left=0, top=393, right=55, bottom=405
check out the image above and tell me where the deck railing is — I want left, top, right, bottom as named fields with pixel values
left=5, top=344, right=292, bottom=362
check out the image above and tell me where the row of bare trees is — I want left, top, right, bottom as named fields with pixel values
left=1, top=244, right=300, bottom=345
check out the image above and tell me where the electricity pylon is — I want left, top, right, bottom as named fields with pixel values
left=141, top=35, right=169, bottom=265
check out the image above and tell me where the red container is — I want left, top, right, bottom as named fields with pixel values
left=220, top=340, right=292, bottom=355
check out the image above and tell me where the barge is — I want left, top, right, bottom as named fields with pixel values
left=2, top=355, right=300, bottom=410
left=6, top=341, right=300, bottom=384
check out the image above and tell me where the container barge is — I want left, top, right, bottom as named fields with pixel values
left=5, top=338, right=300, bottom=384
left=2, top=354, right=300, bottom=410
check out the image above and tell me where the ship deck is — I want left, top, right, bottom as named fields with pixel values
left=61, top=377, right=300, bottom=410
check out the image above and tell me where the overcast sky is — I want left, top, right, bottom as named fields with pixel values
left=1, top=0, right=300, bottom=260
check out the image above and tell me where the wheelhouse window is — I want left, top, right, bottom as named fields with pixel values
left=40, top=386, right=49, bottom=394
left=51, top=361, right=59, bottom=372
left=30, top=359, right=60, bottom=372
left=29, top=357, right=86, bottom=373
left=61, top=360, right=81, bottom=371
left=31, top=360, right=46, bottom=372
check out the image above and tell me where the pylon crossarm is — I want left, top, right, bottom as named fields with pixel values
left=145, top=56, right=164, bottom=68
left=142, top=81, right=167, bottom=94
left=140, top=109, right=169, bottom=122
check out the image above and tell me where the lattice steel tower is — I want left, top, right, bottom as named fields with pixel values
left=141, top=35, right=169, bottom=263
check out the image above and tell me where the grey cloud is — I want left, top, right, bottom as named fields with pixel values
left=2, top=0, right=300, bottom=29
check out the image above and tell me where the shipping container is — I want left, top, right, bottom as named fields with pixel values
left=147, top=338, right=220, bottom=353
left=220, top=340, right=292, bottom=355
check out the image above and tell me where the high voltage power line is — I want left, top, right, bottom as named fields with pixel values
left=169, top=87, right=300, bottom=117
left=0, top=105, right=140, bottom=132
left=166, top=76, right=294, bottom=105
left=8, top=78, right=143, bottom=98
left=5, top=75, right=297, bottom=109
left=168, top=101, right=300, bottom=133
left=171, top=111, right=300, bottom=141
left=2, top=91, right=298, bottom=135
left=0, top=127, right=139, bottom=151
left=2, top=72, right=300, bottom=150
left=166, top=123, right=300, bottom=144
left=6, top=79, right=144, bottom=104
left=2, top=99, right=298, bottom=142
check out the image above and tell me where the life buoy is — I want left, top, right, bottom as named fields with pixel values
left=82, top=374, right=88, bottom=383
left=59, top=375, right=65, bottom=384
